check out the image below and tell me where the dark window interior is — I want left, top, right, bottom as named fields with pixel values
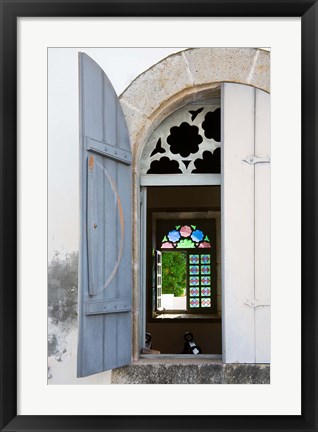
left=145, top=186, right=222, bottom=355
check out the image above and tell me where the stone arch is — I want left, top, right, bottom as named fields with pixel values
left=120, top=47, right=270, bottom=163
left=120, top=47, right=270, bottom=359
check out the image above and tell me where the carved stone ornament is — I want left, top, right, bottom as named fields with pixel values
left=140, top=101, right=221, bottom=175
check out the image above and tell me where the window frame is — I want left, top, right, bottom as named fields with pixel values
left=155, top=218, right=217, bottom=316
left=138, top=202, right=221, bottom=355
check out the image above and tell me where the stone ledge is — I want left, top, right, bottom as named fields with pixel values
left=111, top=360, right=270, bottom=384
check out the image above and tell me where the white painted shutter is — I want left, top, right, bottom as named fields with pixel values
left=222, top=83, right=270, bottom=363
left=156, top=250, right=163, bottom=310
left=77, top=53, right=132, bottom=377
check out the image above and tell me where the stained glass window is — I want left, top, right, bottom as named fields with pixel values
left=158, top=222, right=215, bottom=314
left=190, top=287, right=199, bottom=296
left=190, top=298, right=200, bottom=308
left=189, top=255, right=199, bottom=264
left=188, top=251, right=213, bottom=310
left=189, top=265, right=199, bottom=275
left=161, top=225, right=211, bottom=249
left=201, top=287, right=211, bottom=296
left=201, top=298, right=211, bottom=308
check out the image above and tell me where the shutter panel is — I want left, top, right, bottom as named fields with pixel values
left=222, top=83, right=270, bottom=363
left=254, top=89, right=271, bottom=363
left=77, top=53, right=132, bottom=377
left=156, top=251, right=163, bottom=310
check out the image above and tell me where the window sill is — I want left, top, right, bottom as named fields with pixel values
left=154, top=313, right=220, bottom=319
left=111, top=358, right=270, bottom=384
left=139, top=354, right=221, bottom=360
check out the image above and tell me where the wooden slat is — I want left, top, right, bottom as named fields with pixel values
left=86, top=137, right=132, bottom=164
left=254, top=89, right=271, bottom=363
left=222, top=83, right=255, bottom=363
left=86, top=297, right=132, bottom=315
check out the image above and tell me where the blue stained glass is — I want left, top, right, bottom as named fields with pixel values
left=190, top=265, right=199, bottom=275
left=190, top=298, right=200, bottom=308
left=190, top=287, right=199, bottom=296
left=189, top=276, right=200, bottom=286
left=167, top=230, right=181, bottom=242
left=201, top=287, right=211, bottom=296
left=201, top=254, right=210, bottom=264
left=201, top=265, right=210, bottom=274
left=191, top=229, right=204, bottom=242
left=189, top=255, right=199, bottom=264
left=201, top=276, right=211, bottom=285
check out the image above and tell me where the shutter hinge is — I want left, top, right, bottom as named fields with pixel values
left=244, top=298, right=270, bottom=308
left=86, top=137, right=132, bottom=165
left=243, top=155, right=270, bottom=165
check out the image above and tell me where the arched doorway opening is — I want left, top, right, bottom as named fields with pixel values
left=119, top=47, right=270, bottom=362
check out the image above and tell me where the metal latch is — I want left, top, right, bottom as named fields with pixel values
left=243, top=155, right=270, bottom=165
left=244, top=298, right=270, bottom=308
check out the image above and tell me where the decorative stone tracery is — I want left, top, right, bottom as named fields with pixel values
left=140, top=102, right=221, bottom=175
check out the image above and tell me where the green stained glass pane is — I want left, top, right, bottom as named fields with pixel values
left=176, top=238, right=195, bottom=248
left=190, top=287, right=199, bottom=296
left=201, top=276, right=211, bottom=285
left=175, top=225, right=181, bottom=230
left=201, top=254, right=210, bottom=264
left=201, top=286, right=211, bottom=296
left=191, top=225, right=196, bottom=230
left=189, top=276, right=200, bottom=286
left=189, top=255, right=199, bottom=264
left=162, top=236, right=168, bottom=242
left=201, top=265, right=210, bottom=274
left=204, top=235, right=210, bottom=241
left=189, top=265, right=199, bottom=275
left=190, top=298, right=200, bottom=308
left=201, top=298, right=211, bottom=308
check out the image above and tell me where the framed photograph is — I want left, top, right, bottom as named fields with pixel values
left=1, top=1, right=317, bottom=431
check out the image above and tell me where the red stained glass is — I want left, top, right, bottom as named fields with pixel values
left=198, top=241, right=211, bottom=248
left=161, top=242, right=174, bottom=249
left=180, top=225, right=192, bottom=237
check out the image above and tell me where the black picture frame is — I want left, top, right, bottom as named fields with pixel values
left=0, top=1, right=317, bottom=431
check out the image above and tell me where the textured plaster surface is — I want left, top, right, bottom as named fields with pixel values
left=224, top=363, right=270, bottom=384
left=121, top=51, right=193, bottom=119
left=247, top=49, right=271, bottom=93
left=184, top=48, right=257, bottom=87
left=48, top=327, right=111, bottom=384
left=111, top=359, right=270, bottom=384
left=120, top=100, right=151, bottom=150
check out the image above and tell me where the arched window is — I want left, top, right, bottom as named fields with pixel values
left=161, top=224, right=212, bottom=249
left=155, top=220, right=216, bottom=315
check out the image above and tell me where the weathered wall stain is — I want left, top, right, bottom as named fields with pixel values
left=48, top=250, right=111, bottom=384
left=48, top=251, right=78, bottom=379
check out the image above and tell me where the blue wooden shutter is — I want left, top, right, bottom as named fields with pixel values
left=77, top=53, right=132, bottom=377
